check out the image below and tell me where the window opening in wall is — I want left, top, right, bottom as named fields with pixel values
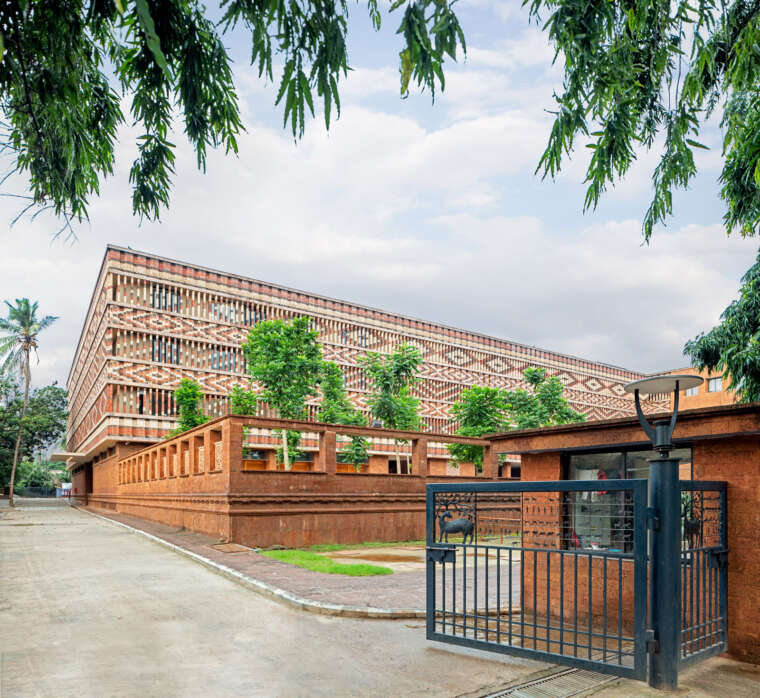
left=568, top=446, right=692, bottom=552
left=685, top=385, right=699, bottom=397
left=138, top=393, right=144, bottom=415
left=708, top=377, right=722, bottom=392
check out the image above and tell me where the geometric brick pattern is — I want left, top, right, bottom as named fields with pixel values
left=66, top=246, right=665, bottom=456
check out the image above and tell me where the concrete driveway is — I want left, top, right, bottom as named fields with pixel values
left=0, top=500, right=547, bottom=698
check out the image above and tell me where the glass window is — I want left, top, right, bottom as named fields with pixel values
left=685, top=385, right=699, bottom=397
left=569, top=453, right=626, bottom=551
left=708, top=377, right=722, bottom=392
left=568, top=447, right=692, bottom=551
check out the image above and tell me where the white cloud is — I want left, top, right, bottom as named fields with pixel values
left=0, top=4, right=753, bottom=391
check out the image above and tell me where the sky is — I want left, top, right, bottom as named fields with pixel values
left=1, top=1, right=758, bottom=390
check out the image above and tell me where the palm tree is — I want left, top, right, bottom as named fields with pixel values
left=0, top=299, right=57, bottom=506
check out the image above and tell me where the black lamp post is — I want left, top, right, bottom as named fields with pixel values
left=624, top=373, right=703, bottom=690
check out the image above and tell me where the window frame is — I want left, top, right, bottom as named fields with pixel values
left=563, top=444, right=693, bottom=552
left=707, top=377, right=722, bottom=393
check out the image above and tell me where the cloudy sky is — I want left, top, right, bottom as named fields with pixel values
left=1, top=1, right=757, bottom=389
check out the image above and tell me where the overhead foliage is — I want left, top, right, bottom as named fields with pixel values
left=684, top=250, right=760, bottom=401
left=527, top=0, right=760, bottom=240
left=0, top=1, right=465, bottom=234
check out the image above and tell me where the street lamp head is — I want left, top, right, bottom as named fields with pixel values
left=623, top=374, right=704, bottom=457
left=623, top=374, right=703, bottom=396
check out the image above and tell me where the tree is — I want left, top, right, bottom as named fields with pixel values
left=0, top=1, right=465, bottom=233
left=15, top=459, right=54, bottom=490
left=166, top=378, right=208, bottom=437
left=447, top=385, right=510, bottom=470
left=527, top=0, right=760, bottom=240
left=684, top=250, right=760, bottom=400
left=0, top=299, right=57, bottom=506
left=229, top=383, right=259, bottom=416
left=318, top=361, right=368, bottom=470
left=0, top=378, right=67, bottom=490
left=504, top=367, right=586, bottom=430
left=241, top=316, right=323, bottom=469
left=360, top=343, right=422, bottom=471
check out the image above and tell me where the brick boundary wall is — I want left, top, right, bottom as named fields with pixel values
left=79, top=415, right=501, bottom=548
left=489, top=403, right=760, bottom=664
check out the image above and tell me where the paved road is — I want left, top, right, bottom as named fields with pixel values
left=0, top=501, right=546, bottom=698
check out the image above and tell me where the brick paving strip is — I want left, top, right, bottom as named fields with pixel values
left=77, top=505, right=519, bottom=621
left=78, top=505, right=432, bottom=619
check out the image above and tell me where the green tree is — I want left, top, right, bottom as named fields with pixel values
left=505, top=367, right=586, bottom=430
left=241, top=316, right=323, bottom=469
left=0, top=299, right=57, bottom=506
left=318, top=361, right=368, bottom=470
left=229, top=383, right=259, bottom=416
left=16, top=459, right=54, bottom=490
left=684, top=250, right=760, bottom=400
left=527, top=0, right=760, bottom=240
left=0, top=1, right=465, bottom=232
left=166, top=378, right=208, bottom=437
left=0, top=379, right=68, bottom=489
left=447, top=385, right=510, bottom=470
left=360, top=343, right=422, bottom=471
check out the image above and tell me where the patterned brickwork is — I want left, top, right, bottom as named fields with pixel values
left=66, top=246, right=664, bottom=456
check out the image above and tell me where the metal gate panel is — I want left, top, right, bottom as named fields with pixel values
left=426, top=480, right=648, bottom=681
left=679, top=481, right=728, bottom=668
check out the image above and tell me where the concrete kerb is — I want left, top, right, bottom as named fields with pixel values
left=73, top=505, right=426, bottom=620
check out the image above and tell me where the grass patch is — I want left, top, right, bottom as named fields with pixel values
left=305, top=539, right=425, bottom=553
left=261, top=549, right=393, bottom=576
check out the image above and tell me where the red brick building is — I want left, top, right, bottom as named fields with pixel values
left=61, top=245, right=660, bottom=470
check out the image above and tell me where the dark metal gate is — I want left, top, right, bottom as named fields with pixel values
left=679, top=481, right=728, bottom=667
left=426, top=477, right=729, bottom=686
left=426, top=480, right=649, bottom=681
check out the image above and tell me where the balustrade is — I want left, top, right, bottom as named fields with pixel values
left=116, top=414, right=500, bottom=485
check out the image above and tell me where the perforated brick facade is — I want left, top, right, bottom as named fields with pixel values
left=65, top=245, right=658, bottom=461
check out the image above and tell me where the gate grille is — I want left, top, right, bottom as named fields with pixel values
left=426, top=480, right=648, bottom=681
left=679, top=481, right=728, bottom=667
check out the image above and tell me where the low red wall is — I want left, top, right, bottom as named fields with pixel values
left=490, top=406, right=760, bottom=664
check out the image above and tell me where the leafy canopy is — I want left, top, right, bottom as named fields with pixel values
left=360, top=343, right=422, bottom=431
left=685, top=250, right=760, bottom=401
left=242, top=316, right=323, bottom=419
left=447, top=385, right=510, bottom=468
left=166, top=377, right=208, bottom=436
left=505, top=367, right=586, bottom=430
left=0, top=298, right=57, bottom=376
left=446, top=372, right=583, bottom=468
left=0, top=378, right=67, bottom=488
left=241, top=315, right=323, bottom=466
left=318, top=361, right=368, bottom=468
left=528, top=0, right=760, bottom=239
left=229, top=383, right=259, bottom=415
left=0, top=1, right=465, bottom=232
left=14, top=459, right=55, bottom=490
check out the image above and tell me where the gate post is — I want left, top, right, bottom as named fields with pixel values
left=648, top=456, right=681, bottom=690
